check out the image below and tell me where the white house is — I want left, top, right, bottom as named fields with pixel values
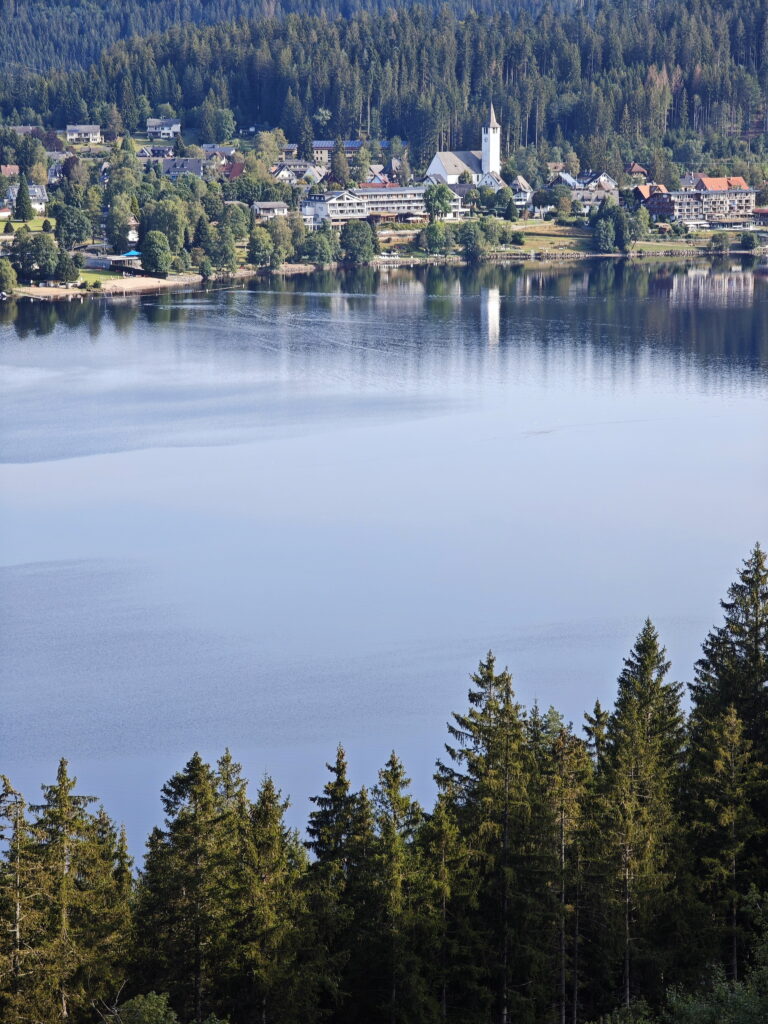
left=5, top=183, right=48, bottom=213
left=66, top=124, right=102, bottom=144
left=251, top=201, right=290, bottom=220
left=147, top=118, right=182, bottom=140
left=426, top=105, right=504, bottom=188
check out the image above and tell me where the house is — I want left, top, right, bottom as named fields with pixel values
left=1, top=165, right=19, bottom=178
left=10, top=125, right=42, bottom=137
left=66, top=124, right=102, bottom=144
left=251, top=201, right=290, bottom=220
left=137, top=145, right=174, bottom=159
left=625, top=161, right=649, bottom=180
left=147, top=118, right=182, bottom=140
left=201, top=145, right=236, bottom=160
left=310, top=139, right=390, bottom=166
left=0, top=206, right=12, bottom=220
left=223, top=162, right=245, bottom=181
left=5, top=182, right=48, bottom=213
left=47, top=162, right=63, bottom=185
left=548, top=171, right=581, bottom=190
left=508, top=174, right=533, bottom=207
left=643, top=177, right=756, bottom=226
left=753, top=207, right=768, bottom=227
left=301, top=184, right=463, bottom=229
left=426, top=105, right=503, bottom=188
left=271, top=161, right=326, bottom=186
left=634, top=183, right=668, bottom=204
left=581, top=171, right=619, bottom=192
left=548, top=169, right=620, bottom=211
left=157, top=158, right=204, bottom=181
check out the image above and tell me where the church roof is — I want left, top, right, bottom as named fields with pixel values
left=433, top=150, right=483, bottom=176
left=489, top=103, right=500, bottom=129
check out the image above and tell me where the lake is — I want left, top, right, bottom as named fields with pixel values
left=2, top=260, right=767, bottom=850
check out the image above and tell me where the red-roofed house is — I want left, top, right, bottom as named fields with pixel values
left=1, top=165, right=20, bottom=178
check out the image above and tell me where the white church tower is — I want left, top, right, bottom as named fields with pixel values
left=482, top=103, right=501, bottom=176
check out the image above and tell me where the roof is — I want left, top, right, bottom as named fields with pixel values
left=625, top=161, right=648, bottom=175
left=67, top=124, right=100, bottom=132
left=432, top=150, right=483, bottom=176
left=147, top=118, right=181, bottom=128
left=488, top=103, right=500, bottom=129
left=550, top=171, right=580, bottom=189
left=635, top=183, right=668, bottom=200
left=508, top=174, right=532, bottom=193
left=224, top=162, right=245, bottom=180
left=252, top=201, right=289, bottom=209
left=1, top=165, right=19, bottom=176
left=159, top=158, right=203, bottom=176
left=695, top=176, right=750, bottom=192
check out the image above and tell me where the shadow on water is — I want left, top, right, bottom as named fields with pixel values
left=1, top=262, right=766, bottom=372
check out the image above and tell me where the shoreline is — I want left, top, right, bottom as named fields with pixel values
left=4, top=246, right=759, bottom=304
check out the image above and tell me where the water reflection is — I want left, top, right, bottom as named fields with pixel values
left=1, top=262, right=766, bottom=373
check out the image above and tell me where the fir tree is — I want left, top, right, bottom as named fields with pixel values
left=13, top=173, right=33, bottom=222
left=690, top=544, right=768, bottom=756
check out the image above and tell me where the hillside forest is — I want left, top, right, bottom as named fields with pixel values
left=1, top=0, right=768, bottom=182
left=1, top=544, right=767, bottom=1024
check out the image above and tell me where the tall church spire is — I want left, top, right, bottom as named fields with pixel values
left=482, top=103, right=501, bottom=176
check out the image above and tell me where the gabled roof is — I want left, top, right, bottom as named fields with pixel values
left=695, top=175, right=750, bottom=192
left=625, top=161, right=648, bottom=176
left=432, top=150, right=483, bottom=176
left=549, top=171, right=580, bottom=189
left=635, top=183, right=668, bottom=201
left=67, top=124, right=100, bottom=132
left=509, top=174, right=532, bottom=193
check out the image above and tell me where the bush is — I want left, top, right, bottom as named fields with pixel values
left=511, top=231, right=525, bottom=246
left=709, top=231, right=730, bottom=253
left=740, top=231, right=758, bottom=251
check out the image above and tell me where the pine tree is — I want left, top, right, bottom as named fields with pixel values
left=688, top=706, right=767, bottom=980
left=595, top=622, right=685, bottom=1010
left=370, top=752, right=433, bottom=1024
left=0, top=778, right=46, bottom=1022
left=134, top=753, right=219, bottom=1023
left=690, top=544, right=768, bottom=756
left=25, top=760, right=129, bottom=1020
left=305, top=745, right=356, bottom=1018
left=436, top=651, right=532, bottom=1024
left=13, top=174, right=33, bottom=222
left=330, top=138, right=350, bottom=187
left=237, top=776, right=311, bottom=1024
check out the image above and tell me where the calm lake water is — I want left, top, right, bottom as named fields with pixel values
left=2, top=260, right=767, bottom=849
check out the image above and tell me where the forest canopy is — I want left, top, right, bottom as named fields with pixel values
left=1, top=0, right=767, bottom=175
left=1, top=543, right=767, bottom=1024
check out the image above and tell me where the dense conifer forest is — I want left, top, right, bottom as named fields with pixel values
left=1, top=0, right=767, bottom=176
left=1, top=543, right=767, bottom=1023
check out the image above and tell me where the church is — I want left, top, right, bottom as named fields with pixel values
left=425, top=105, right=504, bottom=189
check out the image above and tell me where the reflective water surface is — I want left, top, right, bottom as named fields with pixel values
left=2, top=261, right=767, bottom=848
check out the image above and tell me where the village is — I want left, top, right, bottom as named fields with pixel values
left=1, top=106, right=767, bottom=297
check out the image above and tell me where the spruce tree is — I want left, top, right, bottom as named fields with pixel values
left=436, top=651, right=532, bottom=1024
left=688, top=706, right=767, bottom=980
left=134, top=753, right=219, bottom=1023
left=305, top=745, right=356, bottom=1017
left=370, top=752, right=432, bottom=1024
left=13, top=174, right=33, bottom=222
left=690, top=543, right=768, bottom=756
left=595, top=622, right=685, bottom=1010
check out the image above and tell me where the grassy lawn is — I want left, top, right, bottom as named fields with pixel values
left=9, top=216, right=56, bottom=232
left=78, top=269, right=122, bottom=285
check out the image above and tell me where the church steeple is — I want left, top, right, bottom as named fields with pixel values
left=482, top=103, right=501, bottom=176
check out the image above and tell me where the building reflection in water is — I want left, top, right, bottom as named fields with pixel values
left=669, top=267, right=755, bottom=307
left=481, top=286, right=501, bottom=346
